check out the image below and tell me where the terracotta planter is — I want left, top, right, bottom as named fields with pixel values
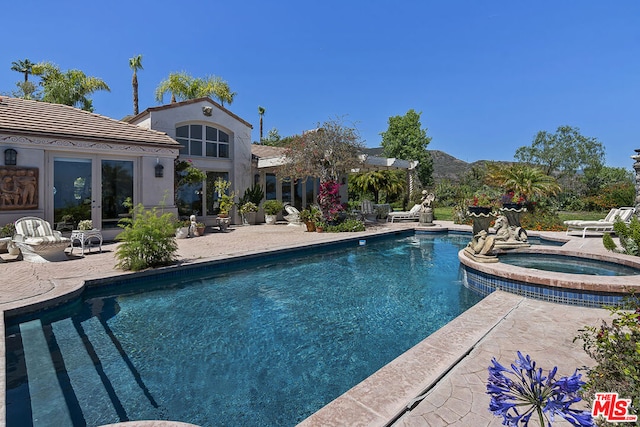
left=304, top=221, right=316, bottom=232
left=194, top=227, right=206, bottom=236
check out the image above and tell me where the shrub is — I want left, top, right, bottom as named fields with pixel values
left=115, top=203, right=178, bottom=271
left=325, top=218, right=365, bottom=232
left=574, top=294, right=640, bottom=421
left=0, top=222, right=16, bottom=238
left=520, top=211, right=565, bottom=231
left=603, top=217, right=640, bottom=256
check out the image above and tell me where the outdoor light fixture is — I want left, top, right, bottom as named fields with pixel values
left=4, top=148, right=17, bottom=166
left=155, top=158, right=164, bottom=178
left=202, top=106, right=213, bottom=116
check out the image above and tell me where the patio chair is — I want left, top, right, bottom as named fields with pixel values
left=284, top=204, right=302, bottom=226
left=360, top=200, right=378, bottom=223
left=387, top=204, right=422, bottom=223
left=12, top=216, right=71, bottom=262
left=564, top=207, right=636, bottom=238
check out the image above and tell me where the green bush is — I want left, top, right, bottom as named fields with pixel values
left=325, top=219, right=365, bottom=232
left=603, top=217, right=640, bottom=256
left=574, top=294, right=640, bottom=421
left=115, top=203, right=178, bottom=271
left=263, top=199, right=284, bottom=215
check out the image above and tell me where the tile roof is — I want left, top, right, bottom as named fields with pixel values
left=0, top=97, right=179, bottom=147
left=251, top=144, right=286, bottom=158
left=127, top=97, right=253, bottom=129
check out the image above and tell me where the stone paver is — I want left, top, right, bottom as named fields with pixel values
left=0, top=221, right=624, bottom=426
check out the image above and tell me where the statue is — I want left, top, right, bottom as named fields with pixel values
left=493, top=214, right=529, bottom=248
left=464, top=229, right=498, bottom=262
left=189, top=214, right=198, bottom=237
left=419, top=191, right=435, bottom=226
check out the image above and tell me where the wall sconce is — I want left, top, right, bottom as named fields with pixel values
left=202, top=106, right=213, bottom=116
left=155, top=159, right=164, bottom=178
left=4, top=148, right=17, bottom=166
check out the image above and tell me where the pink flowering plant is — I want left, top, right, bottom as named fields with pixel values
left=487, top=352, right=593, bottom=426
left=318, top=180, right=343, bottom=221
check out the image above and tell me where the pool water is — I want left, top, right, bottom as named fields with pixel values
left=5, top=234, right=482, bottom=427
left=498, top=253, right=640, bottom=276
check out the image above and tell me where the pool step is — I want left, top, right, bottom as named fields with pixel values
left=19, top=316, right=159, bottom=426
left=51, top=318, right=120, bottom=426
left=19, top=319, right=73, bottom=427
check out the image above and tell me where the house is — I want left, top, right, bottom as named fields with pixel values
left=0, top=97, right=180, bottom=241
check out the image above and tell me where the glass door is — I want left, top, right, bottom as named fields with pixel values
left=101, top=159, right=134, bottom=229
left=53, top=158, right=94, bottom=231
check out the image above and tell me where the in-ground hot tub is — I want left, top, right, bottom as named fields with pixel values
left=459, top=246, right=640, bottom=307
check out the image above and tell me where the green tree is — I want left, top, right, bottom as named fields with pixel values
left=11, top=81, right=40, bottom=100
left=350, top=170, right=406, bottom=203
left=155, top=72, right=235, bottom=105
left=11, top=58, right=34, bottom=82
left=485, top=163, right=561, bottom=200
left=277, top=117, right=365, bottom=183
left=129, top=54, right=143, bottom=115
left=258, top=106, right=266, bottom=141
left=514, top=125, right=605, bottom=177
left=380, top=109, right=434, bottom=187
left=32, top=62, right=110, bottom=111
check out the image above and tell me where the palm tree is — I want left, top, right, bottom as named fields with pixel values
left=11, top=59, right=34, bottom=82
left=155, top=72, right=236, bottom=105
left=32, top=62, right=110, bottom=111
left=258, top=106, right=266, bottom=142
left=350, top=170, right=406, bottom=203
left=129, top=54, right=143, bottom=115
left=485, top=163, right=561, bottom=200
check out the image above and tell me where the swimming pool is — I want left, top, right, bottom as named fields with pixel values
left=497, top=253, right=640, bottom=276
left=5, top=234, right=482, bottom=427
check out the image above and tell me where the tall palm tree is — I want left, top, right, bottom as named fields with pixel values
left=485, top=163, right=561, bottom=200
left=11, top=59, right=34, bottom=82
left=129, top=54, right=143, bottom=115
left=258, top=106, right=266, bottom=142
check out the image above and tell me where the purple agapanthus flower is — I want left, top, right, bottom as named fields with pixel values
left=487, top=351, right=594, bottom=426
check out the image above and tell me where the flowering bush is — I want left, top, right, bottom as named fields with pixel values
left=77, top=219, right=93, bottom=230
left=471, top=193, right=495, bottom=207
left=487, top=352, right=593, bottom=426
left=318, top=180, right=343, bottom=221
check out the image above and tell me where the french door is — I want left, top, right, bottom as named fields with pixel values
left=52, top=157, right=134, bottom=231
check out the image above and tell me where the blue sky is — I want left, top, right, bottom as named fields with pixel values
left=2, top=1, right=639, bottom=169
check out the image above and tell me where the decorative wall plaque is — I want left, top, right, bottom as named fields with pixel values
left=0, top=166, right=39, bottom=210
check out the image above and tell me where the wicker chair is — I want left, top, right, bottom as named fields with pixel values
left=13, top=217, right=71, bottom=262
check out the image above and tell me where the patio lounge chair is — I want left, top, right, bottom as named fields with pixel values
left=564, top=207, right=636, bottom=238
left=387, top=204, right=422, bottom=223
left=284, top=204, right=302, bottom=226
left=12, top=216, right=71, bottom=262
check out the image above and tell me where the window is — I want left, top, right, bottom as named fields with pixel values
left=205, top=171, right=229, bottom=215
left=265, top=173, right=277, bottom=200
left=176, top=124, right=230, bottom=158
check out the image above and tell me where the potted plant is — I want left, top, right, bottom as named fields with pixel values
left=194, top=222, right=206, bottom=236
left=263, top=200, right=284, bottom=224
left=315, top=219, right=327, bottom=233
left=468, top=193, right=495, bottom=215
left=239, top=202, right=259, bottom=225
left=175, top=219, right=191, bottom=239
left=77, top=219, right=94, bottom=231
left=501, top=190, right=526, bottom=209
left=0, top=222, right=16, bottom=253
left=299, top=206, right=322, bottom=232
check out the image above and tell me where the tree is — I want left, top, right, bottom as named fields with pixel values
left=514, top=125, right=605, bottom=177
left=11, top=59, right=34, bottom=82
left=11, top=81, right=40, bottom=100
left=350, top=170, right=406, bottom=203
left=32, top=62, right=110, bottom=111
left=380, top=109, right=434, bottom=187
left=155, top=72, right=235, bottom=105
left=258, top=106, right=266, bottom=141
left=129, top=54, right=143, bottom=115
left=277, top=117, right=365, bottom=183
left=485, top=163, right=561, bottom=200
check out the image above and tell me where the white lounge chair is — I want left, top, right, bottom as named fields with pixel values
left=564, top=207, right=636, bottom=238
left=284, top=204, right=302, bottom=226
left=387, top=204, right=422, bottom=223
left=12, top=216, right=71, bottom=262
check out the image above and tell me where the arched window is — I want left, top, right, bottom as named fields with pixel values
left=176, top=124, right=230, bottom=158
